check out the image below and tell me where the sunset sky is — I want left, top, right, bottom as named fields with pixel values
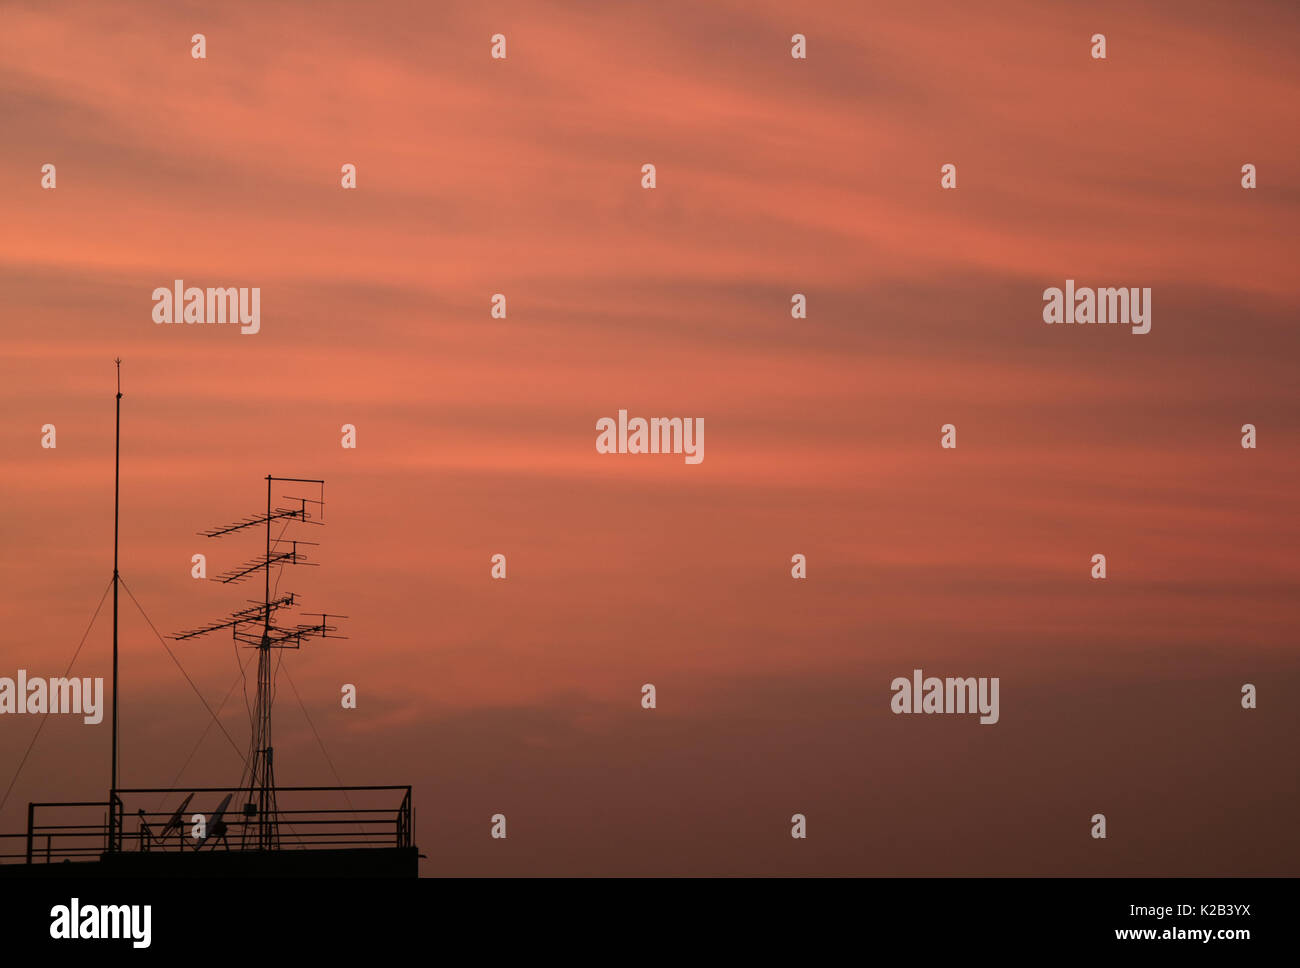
left=1, top=0, right=1297, bottom=875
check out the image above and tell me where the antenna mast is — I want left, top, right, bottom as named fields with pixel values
left=110, top=359, right=121, bottom=806
left=171, top=476, right=345, bottom=850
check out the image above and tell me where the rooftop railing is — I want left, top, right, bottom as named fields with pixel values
left=0, top=785, right=412, bottom=864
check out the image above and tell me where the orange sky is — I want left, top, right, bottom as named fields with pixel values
left=1, top=0, right=1297, bottom=874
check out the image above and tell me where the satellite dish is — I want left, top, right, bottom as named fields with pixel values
left=197, top=793, right=233, bottom=850
left=159, top=792, right=195, bottom=840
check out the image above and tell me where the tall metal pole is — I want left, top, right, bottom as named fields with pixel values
left=265, top=475, right=271, bottom=614
left=257, top=474, right=276, bottom=849
left=264, top=475, right=271, bottom=848
left=110, top=359, right=121, bottom=845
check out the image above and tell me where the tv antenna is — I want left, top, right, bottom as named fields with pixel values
left=171, top=476, right=346, bottom=850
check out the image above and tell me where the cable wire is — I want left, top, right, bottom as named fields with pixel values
left=282, top=664, right=366, bottom=835
left=118, top=576, right=246, bottom=767
left=0, top=577, right=112, bottom=816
